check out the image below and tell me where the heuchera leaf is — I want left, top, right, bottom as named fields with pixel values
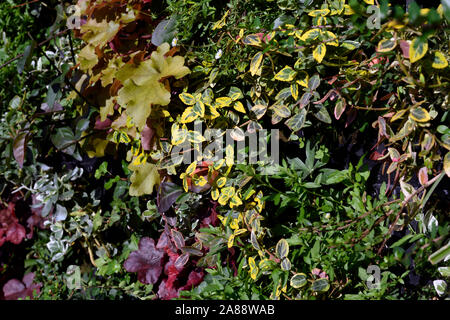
left=123, top=237, right=165, bottom=285
left=2, top=272, right=42, bottom=300
left=128, top=162, right=160, bottom=196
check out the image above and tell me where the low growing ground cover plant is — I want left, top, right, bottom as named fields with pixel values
left=0, top=0, right=449, bottom=300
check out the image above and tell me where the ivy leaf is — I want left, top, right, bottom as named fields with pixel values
left=128, top=162, right=160, bottom=196
left=409, top=37, right=428, bottom=63
left=123, top=237, right=165, bottom=285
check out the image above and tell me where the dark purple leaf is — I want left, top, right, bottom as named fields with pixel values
left=141, top=121, right=155, bottom=151
left=13, top=132, right=28, bottom=168
left=174, top=252, right=190, bottom=269
left=157, top=181, right=182, bottom=213
left=171, top=229, right=185, bottom=250
left=123, top=237, right=165, bottom=285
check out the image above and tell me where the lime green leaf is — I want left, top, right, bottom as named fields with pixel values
left=432, top=51, right=448, bottom=69
left=128, top=162, right=160, bottom=196
left=274, top=66, right=297, bottom=82
left=409, top=107, right=431, bottom=123
left=313, top=43, right=326, bottom=63
left=250, top=52, right=264, bottom=76
left=409, top=37, right=428, bottom=63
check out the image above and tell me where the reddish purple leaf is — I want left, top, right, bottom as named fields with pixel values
left=6, top=223, right=26, bottom=245
left=123, top=237, right=164, bottom=285
left=141, top=121, right=155, bottom=151
left=3, top=272, right=41, bottom=300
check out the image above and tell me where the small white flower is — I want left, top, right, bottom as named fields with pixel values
left=325, top=213, right=331, bottom=220
left=171, top=37, right=178, bottom=47
left=215, top=49, right=223, bottom=60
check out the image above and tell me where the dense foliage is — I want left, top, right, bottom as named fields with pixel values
left=0, top=0, right=449, bottom=300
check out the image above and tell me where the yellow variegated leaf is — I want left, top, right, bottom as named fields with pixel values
left=363, top=0, right=374, bottom=4
left=230, top=218, right=239, bottom=230
left=188, top=130, right=206, bottom=143
left=216, top=177, right=227, bottom=188
left=171, top=123, right=188, bottom=145
left=233, top=101, right=246, bottom=113
left=227, top=234, right=235, bottom=248
left=192, top=101, right=205, bottom=117
left=179, top=92, right=196, bottom=105
left=391, top=109, right=407, bottom=122
left=313, top=43, right=326, bottom=63
left=213, top=159, right=225, bottom=170
left=409, top=107, right=431, bottom=123
left=274, top=66, right=297, bottom=82
left=180, top=107, right=198, bottom=123
left=290, top=83, right=299, bottom=100
left=229, top=87, right=244, bottom=101
left=242, top=34, right=262, bottom=46
left=229, top=194, right=243, bottom=208
left=211, top=188, right=220, bottom=200
left=323, top=31, right=338, bottom=46
left=250, top=51, right=264, bottom=76
left=221, top=186, right=235, bottom=198
left=409, top=37, right=428, bottom=63
left=432, top=51, right=448, bottom=69
left=444, top=152, right=450, bottom=178
left=186, top=161, right=197, bottom=175
left=344, top=5, right=354, bottom=15
left=212, top=10, right=229, bottom=30
left=300, top=29, right=320, bottom=41
left=216, top=97, right=233, bottom=107
left=296, top=71, right=309, bottom=87
left=225, top=144, right=234, bottom=166
left=308, top=9, right=330, bottom=17
left=193, top=176, right=207, bottom=187
left=272, top=104, right=291, bottom=118
left=234, top=228, right=247, bottom=236
left=377, top=38, right=397, bottom=52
